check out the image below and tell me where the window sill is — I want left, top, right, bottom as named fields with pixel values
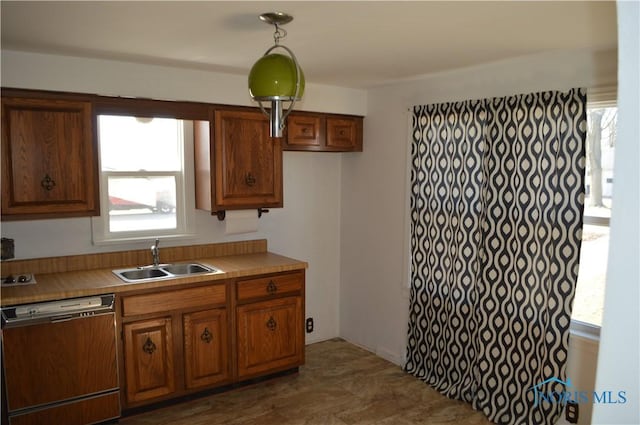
left=570, top=319, right=600, bottom=342
left=91, top=232, right=197, bottom=246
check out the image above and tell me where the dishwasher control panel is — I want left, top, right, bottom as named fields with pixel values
left=1, top=294, right=115, bottom=327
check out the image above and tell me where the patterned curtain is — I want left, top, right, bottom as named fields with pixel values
left=405, top=89, right=586, bottom=425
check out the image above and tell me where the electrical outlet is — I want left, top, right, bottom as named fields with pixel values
left=565, top=400, right=579, bottom=423
left=305, top=317, right=314, bottom=333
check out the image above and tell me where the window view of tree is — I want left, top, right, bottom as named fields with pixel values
left=573, top=105, right=617, bottom=328
left=586, top=107, right=616, bottom=212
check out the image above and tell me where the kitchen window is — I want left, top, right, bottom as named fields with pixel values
left=92, top=115, right=195, bottom=243
left=572, top=100, right=617, bottom=335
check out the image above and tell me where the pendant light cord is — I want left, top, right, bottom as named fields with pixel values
left=273, top=24, right=287, bottom=45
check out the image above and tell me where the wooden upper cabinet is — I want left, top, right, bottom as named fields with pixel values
left=286, top=113, right=324, bottom=149
left=326, top=117, right=362, bottom=150
left=195, top=107, right=283, bottom=212
left=214, top=109, right=283, bottom=209
left=1, top=95, right=99, bottom=220
left=284, top=112, right=363, bottom=152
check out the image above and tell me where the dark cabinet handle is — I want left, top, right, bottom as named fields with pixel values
left=266, top=316, right=277, bottom=331
left=245, top=173, right=256, bottom=187
left=142, top=337, right=156, bottom=354
left=266, top=280, right=278, bottom=295
left=41, top=174, right=56, bottom=191
left=200, top=327, right=213, bottom=344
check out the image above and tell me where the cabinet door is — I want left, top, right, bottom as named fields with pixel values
left=237, top=296, right=303, bottom=378
left=183, top=308, right=230, bottom=389
left=123, top=317, right=175, bottom=404
left=326, top=117, right=362, bottom=151
left=286, top=113, right=324, bottom=150
left=1, top=96, right=98, bottom=219
left=213, top=109, right=283, bottom=209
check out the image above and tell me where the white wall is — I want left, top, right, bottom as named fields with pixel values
left=0, top=50, right=366, bottom=115
left=592, top=2, right=640, bottom=423
left=0, top=50, right=367, bottom=345
left=339, top=47, right=617, bottom=423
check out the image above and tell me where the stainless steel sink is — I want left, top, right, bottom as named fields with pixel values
left=113, top=262, right=217, bottom=283
left=118, top=268, right=169, bottom=281
left=162, top=263, right=210, bottom=275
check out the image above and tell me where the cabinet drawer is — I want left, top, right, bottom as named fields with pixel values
left=122, top=284, right=225, bottom=317
left=236, top=272, right=303, bottom=302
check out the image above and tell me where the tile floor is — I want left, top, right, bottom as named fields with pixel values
left=119, top=338, right=492, bottom=425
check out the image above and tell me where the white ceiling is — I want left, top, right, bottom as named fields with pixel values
left=1, top=1, right=617, bottom=89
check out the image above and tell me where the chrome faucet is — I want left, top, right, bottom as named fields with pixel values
left=151, top=238, right=160, bottom=267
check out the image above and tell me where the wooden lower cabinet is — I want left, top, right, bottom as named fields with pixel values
left=183, top=309, right=229, bottom=389
left=119, top=272, right=304, bottom=410
left=237, top=296, right=303, bottom=379
left=235, top=270, right=305, bottom=380
left=123, top=317, right=176, bottom=404
left=120, top=282, right=231, bottom=408
left=122, top=308, right=231, bottom=407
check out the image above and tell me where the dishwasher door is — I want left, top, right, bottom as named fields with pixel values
left=1, top=296, right=120, bottom=425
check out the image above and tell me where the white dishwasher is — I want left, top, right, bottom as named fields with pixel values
left=1, top=294, right=120, bottom=425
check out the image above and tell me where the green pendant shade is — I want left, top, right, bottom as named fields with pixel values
left=248, top=12, right=304, bottom=137
left=249, top=53, right=305, bottom=100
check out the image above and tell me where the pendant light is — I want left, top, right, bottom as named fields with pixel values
left=248, top=12, right=305, bottom=138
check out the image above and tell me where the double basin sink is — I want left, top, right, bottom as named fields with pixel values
left=113, top=263, right=218, bottom=283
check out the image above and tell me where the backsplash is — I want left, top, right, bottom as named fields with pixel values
left=0, top=239, right=267, bottom=276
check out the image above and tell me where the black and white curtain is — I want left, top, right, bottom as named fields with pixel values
left=405, top=89, right=586, bottom=425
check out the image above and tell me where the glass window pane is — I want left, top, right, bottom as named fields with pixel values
left=573, top=105, right=617, bottom=328
left=584, top=107, right=616, bottom=219
left=107, top=176, right=177, bottom=232
left=99, top=116, right=181, bottom=172
left=573, top=224, right=609, bottom=326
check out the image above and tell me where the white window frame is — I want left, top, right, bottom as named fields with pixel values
left=91, top=118, right=196, bottom=244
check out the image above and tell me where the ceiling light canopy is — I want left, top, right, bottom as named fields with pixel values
left=248, top=12, right=304, bottom=138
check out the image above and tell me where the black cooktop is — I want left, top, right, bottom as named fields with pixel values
left=1, top=274, right=36, bottom=286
